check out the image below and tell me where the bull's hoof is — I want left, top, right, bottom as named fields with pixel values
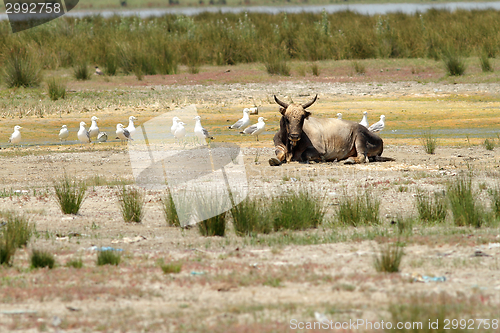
left=344, top=158, right=356, bottom=165
left=269, top=158, right=282, bottom=166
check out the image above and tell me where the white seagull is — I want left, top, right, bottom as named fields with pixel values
left=229, top=108, right=250, bottom=129
left=368, top=115, right=386, bottom=133
left=337, top=113, right=343, bottom=119
left=77, top=122, right=91, bottom=145
left=359, top=111, right=369, bottom=128
left=97, top=132, right=108, bottom=142
left=89, top=116, right=99, bottom=140
left=174, top=122, right=186, bottom=143
left=116, top=124, right=133, bottom=143
left=126, top=116, right=137, bottom=138
left=194, top=116, right=213, bottom=144
left=241, top=117, right=266, bottom=141
left=171, top=117, right=180, bottom=135
left=58, top=125, right=69, bottom=142
left=8, top=126, right=22, bottom=145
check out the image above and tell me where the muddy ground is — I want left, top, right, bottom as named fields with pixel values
left=0, top=81, right=500, bottom=332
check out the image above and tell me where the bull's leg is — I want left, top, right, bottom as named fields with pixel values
left=352, top=135, right=369, bottom=164
left=269, top=143, right=287, bottom=166
left=301, top=146, right=322, bottom=163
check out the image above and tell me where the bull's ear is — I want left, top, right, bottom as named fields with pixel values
left=304, top=111, right=311, bottom=118
left=279, top=107, right=286, bottom=115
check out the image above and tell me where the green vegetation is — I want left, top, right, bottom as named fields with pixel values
left=31, top=249, right=56, bottom=269
left=73, top=62, right=91, bottom=81
left=97, top=250, right=121, bottom=266
left=1, top=44, right=42, bottom=88
left=336, top=191, right=380, bottom=227
left=447, top=174, right=484, bottom=227
left=271, top=190, right=325, bottom=231
left=47, top=78, right=66, bottom=101
left=158, top=260, right=183, bottom=274
left=489, top=186, right=500, bottom=219
left=2, top=9, right=500, bottom=74
left=0, top=211, right=33, bottom=266
left=483, top=138, right=495, bottom=151
left=161, top=190, right=180, bottom=227
left=231, top=197, right=272, bottom=236
left=117, top=186, right=145, bottom=223
left=480, top=52, right=494, bottom=73
left=54, top=176, right=87, bottom=215
left=373, top=242, right=405, bottom=273
left=65, top=258, right=84, bottom=269
left=415, top=191, right=447, bottom=223
left=420, top=129, right=438, bottom=154
left=198, top=212, right=227, bottom=237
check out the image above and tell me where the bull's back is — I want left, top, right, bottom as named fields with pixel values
left=303, top=117, right=358, bottom=161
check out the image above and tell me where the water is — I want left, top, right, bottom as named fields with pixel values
left=1, top=2, right=500, bottom=21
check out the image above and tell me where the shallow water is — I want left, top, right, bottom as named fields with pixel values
left=1, top=2, right=500, bottom=21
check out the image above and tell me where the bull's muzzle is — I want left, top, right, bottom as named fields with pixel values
left=289, top=134, right=300, bottom=146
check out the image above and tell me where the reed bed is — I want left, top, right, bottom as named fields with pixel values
left=1, top=9, right=500, bottom=73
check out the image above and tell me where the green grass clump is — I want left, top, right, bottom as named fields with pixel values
left=73, top=62, right=91, bottom=81
left=415, top=191, right=447, bottom=223
left=31, top=249, right=55, bottom=269
left=117, top=186, right=145, bottom=223
left=1, top=45, right=42, bottom=88
left=159, top=260, right=182, bottom=274
left=442, top=48, right=467, bottom=76
left=97, top=250, right=121, bottom=266
left=104, top=53, right=118, bottom=76
left=271, top=190, right=325, bottom=231
left=264, top=47, right=290, bottom=76
left=0, top=237, right=16, bottom=266
left=480, top=53, right=494, bottom=73
left=231, top=197, right=271, bottom=236
left=353, top=61, right=366, bottom=75
left=483, top=138, right=495, bottom=151
left=447, top=174, right=484, bottom=227
left=420, top=130, right=438, bottom=154
left=161, top=190, right=180, bottom=227
left=373, top=242, right=405, bottom=273
left=54, top=176, right=87, bottom=215
left=489, top=186, right=500, bottom=219
left=336, top=191, right=380, bottom=227
left=198, top=212, right=227, bottom=237
left=65, top=258, right=83, bottom=269
left=311, top=63, right=320, bottom=76
left=1, top=211, right=34, bottom=248
left=47, top=78, right=66, bottom=101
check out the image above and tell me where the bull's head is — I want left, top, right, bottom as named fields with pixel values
left=274, top=95, right=317, bottom=146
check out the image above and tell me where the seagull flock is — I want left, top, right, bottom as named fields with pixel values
left=5, top=107, right=385, bottom=147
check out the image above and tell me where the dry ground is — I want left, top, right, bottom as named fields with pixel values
left=1, top=75, right=500, bottom=332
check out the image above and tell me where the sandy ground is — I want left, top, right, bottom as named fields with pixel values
left=0, top=80, right=500, bottom=332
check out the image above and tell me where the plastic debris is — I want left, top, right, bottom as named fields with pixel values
left=190, top=271, right=205, bottom=276
left=87, top=246, right=123, bottom=252
left=314, top=312, right=329, bottom=324
left=111, top=235, right=146, bottom=244
left=413, top=274, right=446, bottom=283
left=473, top=250, right=491, bottom=257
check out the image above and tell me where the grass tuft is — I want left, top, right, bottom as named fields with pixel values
left=420, top=129, right=438, bottom=154
left=447, top=173, right=484, bottom=227
left=31, top=249, right=55, bottom=269
left=311, top=63, right=320, bottom=76
left=488, top=185, right=500, bottom=219
left=47, top=78, right=66, bottom=101
left=272, top=190, right=325, bottom=231
left=0, top=237, right=16, bottom=266
left=480, top=53, right=494, bottom=72
left=73, top=62, right=91, bottom=81
left=54, top=176, right=87, bottom=215
left=159, top=259, right=182, bottom=274
left=161, top=190, right=180, bottom=227
left=353, top=61, right=366, bottom=75
left=1, top=44, right=42, bottom=88
left=65, top=258, right=83, bottom=269
left=442, top=48, right=466, bottom=76
left=1, top=211, right=34, bottom=248
left=415, top=191, right=447, bottom=223
left=97, top=250, right=121, bottom=266
left=373, top=242, right=405, bottom=273
left=231, top=197, right=271, bottom=236
left=198, top=212, right=227, bottom=237
left=117, top=186, right=145, bottom=223
left=483, top=138, right=495, bottom=151
left=336, top=191, right=380, bottom=227
left=264, top=47, right=290, bottom=76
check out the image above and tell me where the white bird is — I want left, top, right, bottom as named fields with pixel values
left=368, top=115, right=386, bottom=133
left=171, top=117, right=180, bottom=135
left=248, top=106, right=258, bottom=114
left=58, top=125, right=69, bottom=142
left=174, top=122, right=186, bottom=143
left=126, top=116, right=137, bottom=138
left=241, top=117, right=266, bottom=141
left=89, top=116, right=99, bottom=140
left=194, top=116, right=213, bottom=144
left=229, top=108, right=250, bottom=129
left=8, top=126, right=22, bottom=145
left=97, top=132, right=108, bottom=142
left=116, top=124, right=133, bottom=143
left=337, top=113, right=343, bottom=119
left=77, top=122, right=91, bottom=144
left=359, top=111, right=369, bottom=128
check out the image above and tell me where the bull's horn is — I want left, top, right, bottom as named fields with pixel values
left=274, top=95, right=289, bottom=109
left=301, top=94, right=318, bottom=109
